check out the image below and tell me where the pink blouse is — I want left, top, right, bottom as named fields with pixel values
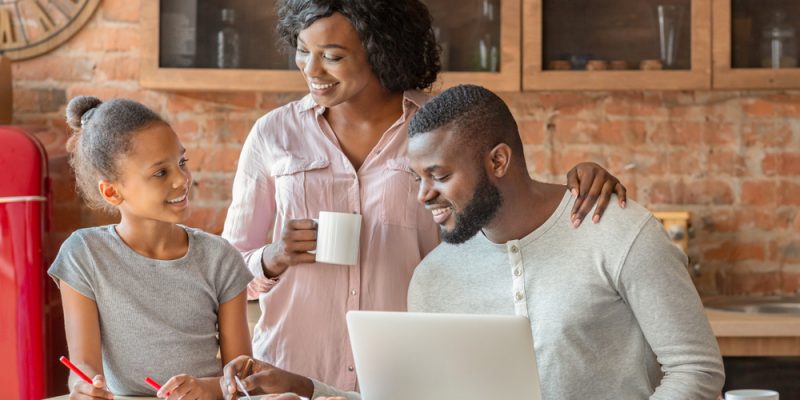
left=222, top=91, right=439, bottom=391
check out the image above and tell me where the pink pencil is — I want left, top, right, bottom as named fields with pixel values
left=59, top=356, right=93, bottom=384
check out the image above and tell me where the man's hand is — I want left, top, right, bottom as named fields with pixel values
left=260, top=395, right=345, bottom=400
left=221, top=356, right=314, bottom=400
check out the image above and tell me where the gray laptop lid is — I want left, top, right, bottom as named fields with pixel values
left=346, top=311, right=542, bottom=400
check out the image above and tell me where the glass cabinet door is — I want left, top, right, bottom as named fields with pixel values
left=426, top=0, right=502, bottom=72
left=427, top=0, right=520, bottom=91
left=141, top=0, right=306, bottom=91
left=523, top=0, right=711, bottom=90
left=159, top=0, right=292, bottom=70
left=713, top=0, right=800, bottom=88
left=141, top=0, right=521, bottom=92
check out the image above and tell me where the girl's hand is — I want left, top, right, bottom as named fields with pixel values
left=566, top=162, right=627, bottom=227
left=262, top=219, right=317, bottom=278
left=159, top=374, right=216, bottom=400
left=70, top=374, right=113, bottom=400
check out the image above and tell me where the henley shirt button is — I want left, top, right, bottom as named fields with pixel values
left=514, top=268, right=522, bottom=277
left=510, top=245, right=519, bottom=253
left=348, top=366, right=355, bottom=372
left=351, top=289, right=358, bottom=296
left=515, top=291, right=524, bottom=301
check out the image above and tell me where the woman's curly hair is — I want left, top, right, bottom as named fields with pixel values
left=277, top=0, right=440, bottom=92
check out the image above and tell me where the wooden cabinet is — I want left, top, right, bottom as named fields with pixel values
left=523, top=0, right=711, bottom=90
left=428, top=0, right=521, bottom=91
left=140, top=0, right=799, bottom=92
left=140, top=0, right=520, bottom=92
left=713, top=0, right=800, bottom=89
left=140, top=0, right=305, bottom=92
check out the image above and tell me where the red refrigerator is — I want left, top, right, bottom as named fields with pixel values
left=0, top=127, right=49, bottom=399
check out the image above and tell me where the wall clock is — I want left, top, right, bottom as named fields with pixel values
left=0, top=0, right=101, bottom=61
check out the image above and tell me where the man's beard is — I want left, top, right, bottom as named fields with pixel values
left=440, top=172, right=503, bottom=244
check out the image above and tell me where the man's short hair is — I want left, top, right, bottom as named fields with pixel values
left=408, top=84, right=522, bottom=160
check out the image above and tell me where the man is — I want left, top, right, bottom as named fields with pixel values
left=220, top=85, right=724, bottom=400
left=404, top=85, right=724, bottom=399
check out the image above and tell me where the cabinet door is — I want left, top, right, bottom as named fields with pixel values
left=140, top=0, right=306, bottom=91
left=713, top=0, right=800, bottom=89
left=141, top=0, right=521, bottom=92
left=523, top=0, right=711, bottom=90
left=428, top=0, right=521, bottom=91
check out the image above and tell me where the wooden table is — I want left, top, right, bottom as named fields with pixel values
left=48, top=394, right=278, bottom=399
left=706, top=309, right=800, bottom=356
left=48, top=397, right=157, bottom=400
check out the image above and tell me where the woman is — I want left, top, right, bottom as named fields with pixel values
left=221, top=0, right=626, bottom=395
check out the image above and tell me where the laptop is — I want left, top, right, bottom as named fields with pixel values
left=346, top=311, right=542, bottom=400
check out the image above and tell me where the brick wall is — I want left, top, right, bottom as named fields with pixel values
left=12, top=1, right=799, bottom=296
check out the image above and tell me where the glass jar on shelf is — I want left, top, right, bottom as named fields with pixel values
left=433, top=25, right=451, bottom=71
left=216, top=8, right=241, bottom=69
left=160, top=0, right=197, bottom=67
left=760, top=10, right=797, bottom=69
left=656, top=4, right=686, bottom=69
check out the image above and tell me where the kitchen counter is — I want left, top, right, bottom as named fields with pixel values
left=248, top=300, right=260, bottom=334
left=705, top=309, right=800, bottom=356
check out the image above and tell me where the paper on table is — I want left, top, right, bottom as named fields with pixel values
left=45, top=397, right=158, bottom=400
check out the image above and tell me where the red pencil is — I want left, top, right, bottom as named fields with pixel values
left=145, top=376, right=170, bottom=396
left=144, top=376, right=162, bottom=391
left=58, top=356, right=93, bottom=384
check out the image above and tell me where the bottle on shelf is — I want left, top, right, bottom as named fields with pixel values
left=217, top=8, right=241, bottom=69
left=760, top=10, right=797, bottom=69
left=475, top=0, right=499, bottom=72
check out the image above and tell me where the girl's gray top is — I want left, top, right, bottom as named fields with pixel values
left=48, top=225, right=253, bottom=395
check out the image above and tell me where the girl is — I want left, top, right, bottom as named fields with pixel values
left=49, top=96, right=253, bottom=400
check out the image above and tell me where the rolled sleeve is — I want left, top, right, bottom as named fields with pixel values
left=222, top=116, right=278, bottom=284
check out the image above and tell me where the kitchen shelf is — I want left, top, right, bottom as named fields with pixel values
left=713, top=0, right=800, bottom=89
left=523, top=0, right=712, bottom=90
left=141, top=0, right=800, bottom=92
left=140, top=0, right=520, bottom=92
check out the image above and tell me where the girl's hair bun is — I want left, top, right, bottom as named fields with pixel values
left=66, top=96, right=103, bottom=132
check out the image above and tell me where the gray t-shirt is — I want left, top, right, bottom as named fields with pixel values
left=408, top=191, right=724, bottom=400
left=48, top=225, right=253, bottom=395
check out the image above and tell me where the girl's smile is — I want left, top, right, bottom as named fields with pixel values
left=104, top=123, right=192, bottom=224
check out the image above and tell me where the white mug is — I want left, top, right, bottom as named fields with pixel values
left=725, top=389, right=779, bottom=400
left=314, top=211, right=362, bottom=265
